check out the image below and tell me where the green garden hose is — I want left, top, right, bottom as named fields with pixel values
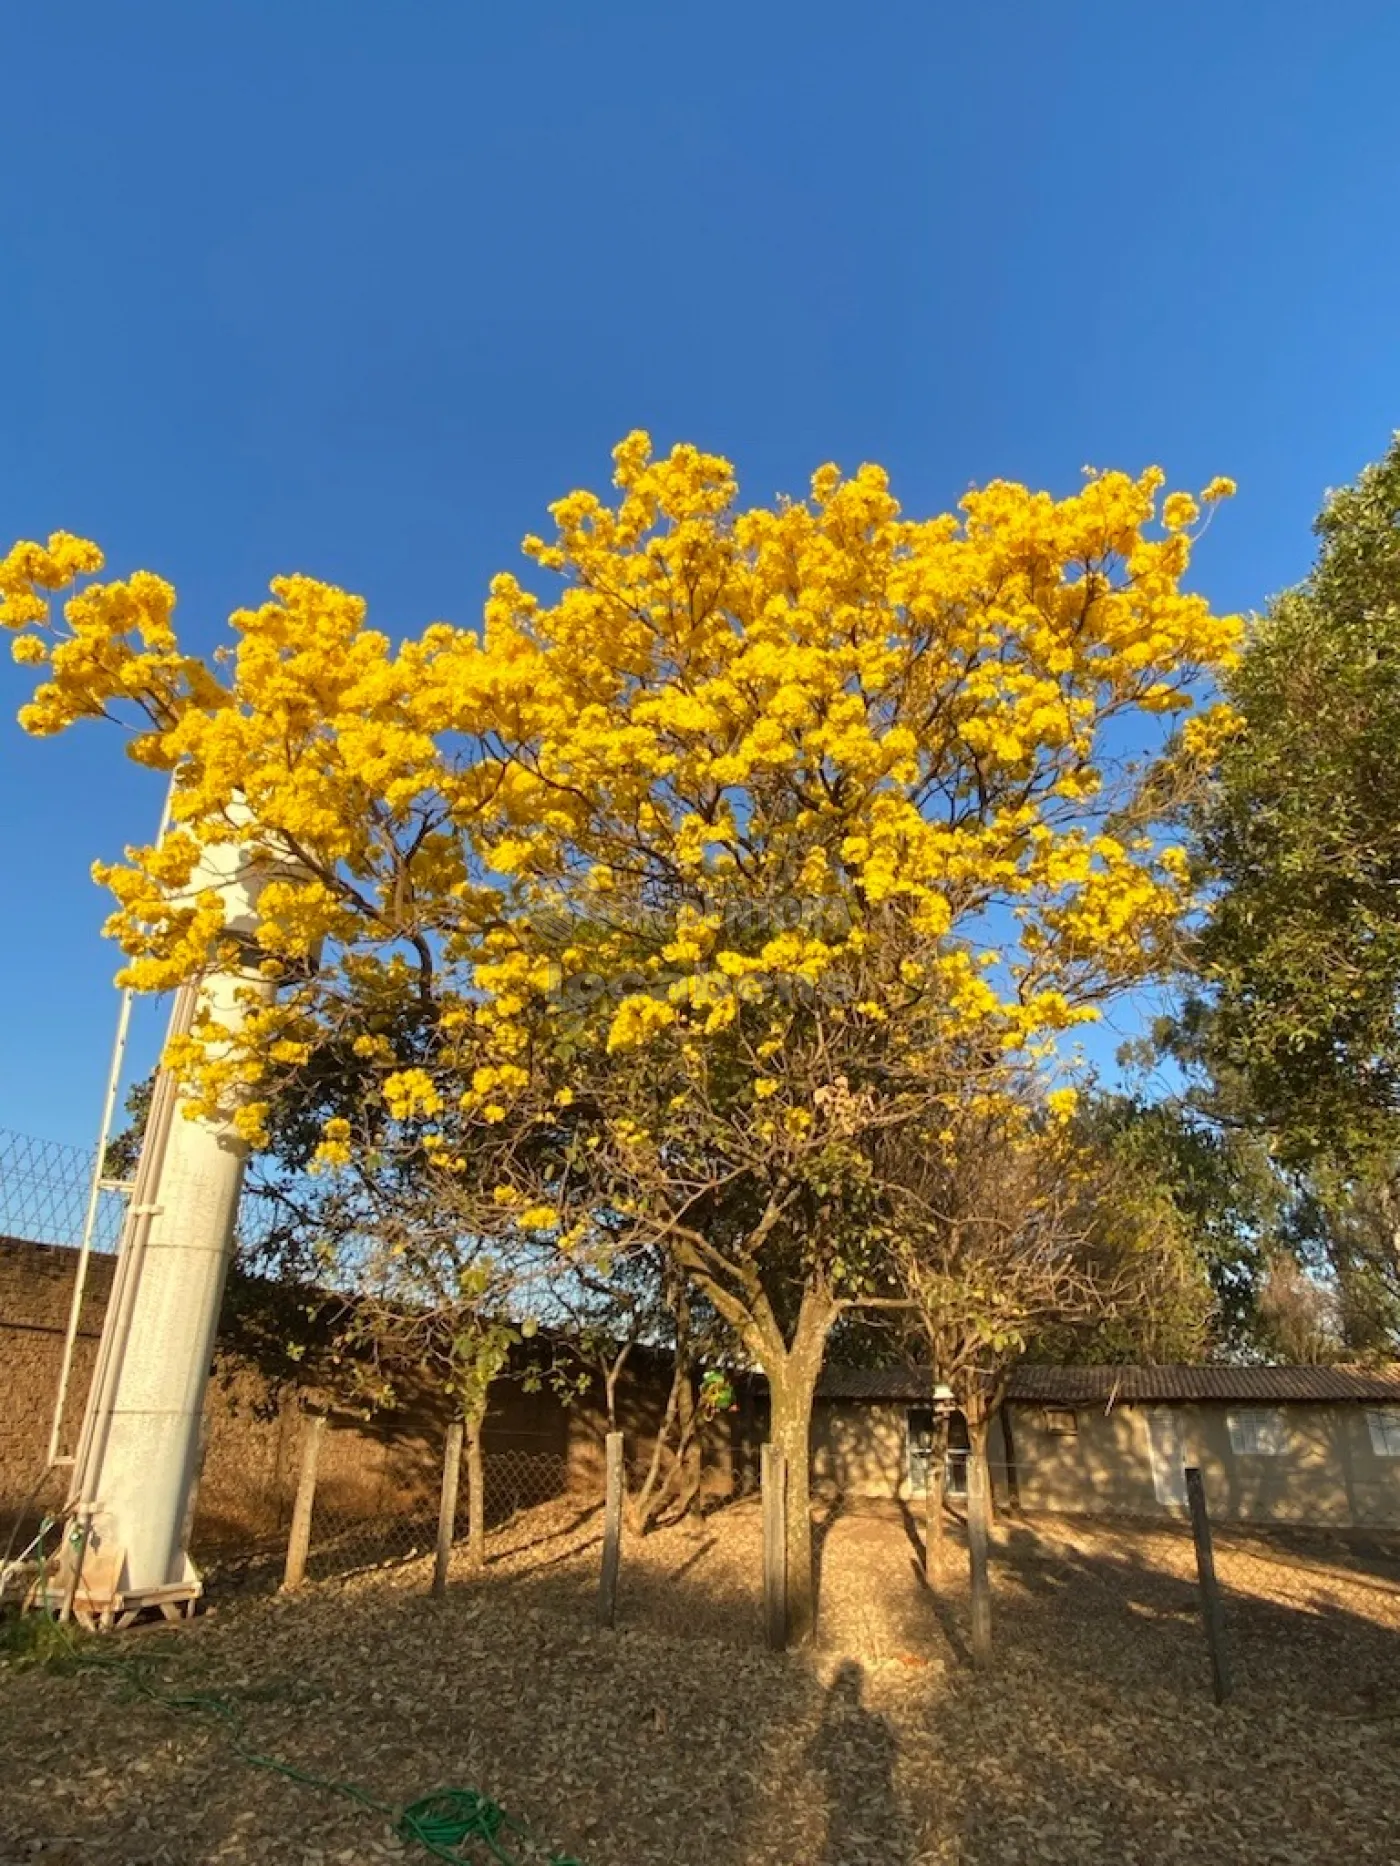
left=13, top=1522, right=586, bottom=1866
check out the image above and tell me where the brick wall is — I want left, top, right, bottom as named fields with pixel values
left=0, top=1237, right=713, bottom=1557
left=0, top=1237, right=115, bottom=1524
left=0, top=1238, right=593, bottom=1552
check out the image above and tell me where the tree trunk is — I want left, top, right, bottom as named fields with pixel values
left=675, top=1366, right=702, bottom=1516
left=924, top=1412, right=948, bottom=1585
left=603, top=1341, right=630, bottom=1434
left=465, top=1408, right=486, bottom=1571
left=674, top=1285, right=703, bottom=1516
left=767, top=1374, right=816, bottom=1644
left=669, top=1244, right=835, bottom=1645
left=761, top=1294, right=831, bottom=1647
left=625, top=1346, right=685, bottom=1534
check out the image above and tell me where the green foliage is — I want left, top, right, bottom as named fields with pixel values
left=1074, top=1087, right=1278, bottom=1356
left=1196, top=433, right=1400, bottom=1171
left=698, top=1369, right=736, bottom=1413
left=0, top=1609, right=86, bottom=1670
left=1161, top=435, right=1400, bottom=1357
left=1274, top=1160, right=1400, bottom=1358
left=101, top=1072, right=152, bottom=1181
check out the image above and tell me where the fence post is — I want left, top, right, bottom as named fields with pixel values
left=433, top=1418, right=465, bottom=1597
left=761, top=1442, right=788, bottom=1652
left=465, top=1415, right=486, bottom=1571
left=1186, top=1465, right=1231, bottom=1705
left=597, top=1432, right=624, bottom=1628
left=999, top=1403, right=1021, bottom=1516
left=282, top=1411, right=326, bottom=1593
left=924, top=1418, right=947, bottom=1585
left=967, top=1440, right=992, bottom=1669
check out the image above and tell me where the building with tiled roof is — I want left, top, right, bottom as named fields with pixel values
left=809, top=1361, right=1400, bottom=1528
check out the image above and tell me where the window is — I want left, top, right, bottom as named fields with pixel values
left=1042, top=1407, right=1078, bottom=1437
left=1227, top=1408, right=1289, bottom=1456
left=1366, top=1409, right=1400, bottom=1458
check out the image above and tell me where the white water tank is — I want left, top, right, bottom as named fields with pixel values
left=70, top=818, right=278, bottom=1607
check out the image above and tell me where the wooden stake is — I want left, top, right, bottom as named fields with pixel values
left=762, top=1442, right=788, bottom=1651
left=282, top=1411, right=325, bottom=1593
left=1186, top=1465, right=1231, bottom=1705
left=999, top=1403, right=1021, bottom=1515
left=967, top=1438, right=992, bottom=1668
left=465, top=1413, right=486, bottom=1572
left=433, top=1418, right=465, bottom=1597
left=598, top=1431, right=624, bottom=1628
left=924, top=1415, right=947, bottom=1585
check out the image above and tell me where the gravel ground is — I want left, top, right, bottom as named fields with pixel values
left=4, top=1500, right=1400, bottom=1866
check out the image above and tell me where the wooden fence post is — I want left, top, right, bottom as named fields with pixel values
left=465, top=1414, right=486, bottom=1572
left=999, top=1404, right=1021, bottom=1516
left=282, top=1411, right=326, bottom=1593
left=762, top=1442, right=788, bottom=1652
left=923, top=1418, right=947, bottom=1585
left=433, top=1419, right=465, bottom=1597
left=967, top=1441, right=992, bottom=1669
left=1186, top=1465, right=1231, bottom=1705
left=597, top=1432, right=624, bottom=1628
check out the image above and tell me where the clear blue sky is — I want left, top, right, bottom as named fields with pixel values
left=3, top=0, right=1398, bottom=1147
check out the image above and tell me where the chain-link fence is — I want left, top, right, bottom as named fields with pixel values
left=0, top=1127, right=126, bottom=1252
left=300, top=1441, right=580, bottom=1585
left=0, top=1121, right=283, bottom=1257
left=183, top=1412, right=596, bottom=1595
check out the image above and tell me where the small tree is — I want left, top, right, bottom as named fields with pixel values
left=889, top=1092, right=1213, bottom=1577
left=547, top=1249, right=727, bottom=1533
left=334, top=1252, right=519, bottom=1572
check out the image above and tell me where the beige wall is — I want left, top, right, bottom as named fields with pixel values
left=999, top=1399, right=1400, bottom=1529
left=809, top=1389, right=1400, bottom=1529
left=812, top=1399, right=916, bottom=1499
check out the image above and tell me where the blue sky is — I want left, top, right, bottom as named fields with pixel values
left=3, top=0, right=1399, bottom=1147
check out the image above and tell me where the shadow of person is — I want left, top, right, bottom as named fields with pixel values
left=807, top=1659, right=911, bottom=1865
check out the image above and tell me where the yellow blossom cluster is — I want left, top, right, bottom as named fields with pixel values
left=1, top=436, right=1240, bottom=1154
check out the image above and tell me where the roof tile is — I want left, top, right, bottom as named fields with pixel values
left=814, top=1362, right=1400, bottom=1405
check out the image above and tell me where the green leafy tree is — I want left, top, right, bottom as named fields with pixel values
left=1195, top=434, right=1400, bottom=1172
left=1174, top=435, right=1400, bottom=1347
left=1072, top=1084, right=1279, bottom=1356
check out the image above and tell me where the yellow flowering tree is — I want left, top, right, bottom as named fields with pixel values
left=2, top=438, right=1238, bottom=1641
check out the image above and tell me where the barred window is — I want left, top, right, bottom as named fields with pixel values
left=1227, top=1408, right=1289, bottom=1456
left=1042, top=1408, right=1078, bottom=1436
left=1366, top=1408, right=1400, bottom=1457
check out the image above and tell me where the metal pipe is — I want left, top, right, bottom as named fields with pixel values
left=66, top=984, right=195, bottom=1518
left=48, top=775, right=176, bottom=1470
left=46, top=985, right=135, bottom=1467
